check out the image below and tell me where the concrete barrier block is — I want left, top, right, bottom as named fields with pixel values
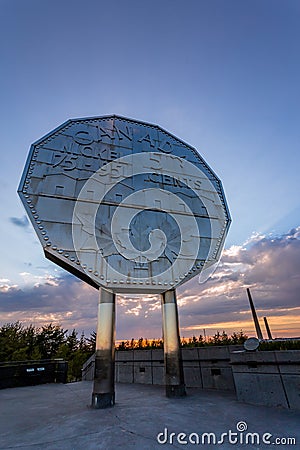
left=151, top=349, right=164, bottom=362
left=198, top=346, right=230, bottom=361
left=275, top=351, right=300, bottom=374
left=282, top=375, right=300, bottom=410
left=198, top=346, right=233, bottom=391
left=182, top=348, right=199, bottom=361
left=134, top=350, right=152, bottom=362
left=230, top=350, right=275, bottom=364
left=201, top=367, right=235, bottom=391
left=183, top=362, right=202, bottom=388
left=133, top=362, right=152, bottom=384
left=233, top=372, right=289, bottom=408
left=230, top=351, right=279, bottom=373
left=152, top=365, right=164, bottom=385
left=115, top=362, right=134, bottom=383
left=116, top=351, right=134, bottom=362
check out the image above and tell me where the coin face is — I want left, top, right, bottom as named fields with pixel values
left=18, top=115, right=231, bottom=293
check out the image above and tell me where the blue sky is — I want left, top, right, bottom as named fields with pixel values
left=1, top=0, right=299, bottom=339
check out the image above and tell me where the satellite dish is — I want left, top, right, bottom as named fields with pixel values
left=244, top=337, right=260, bottom=351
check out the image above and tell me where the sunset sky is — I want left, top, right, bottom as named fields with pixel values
left=1, top=0, right=299, bottom=340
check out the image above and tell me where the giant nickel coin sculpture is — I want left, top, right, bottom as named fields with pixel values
left=18, top=115, right=231, bottom=407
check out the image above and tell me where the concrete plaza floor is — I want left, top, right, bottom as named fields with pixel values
left=0, top=381, right=299, bottom=449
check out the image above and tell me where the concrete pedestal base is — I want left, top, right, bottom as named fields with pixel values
left=166, top=384, right=186, bottom=398
left=91, top=392, right=115, bottom=409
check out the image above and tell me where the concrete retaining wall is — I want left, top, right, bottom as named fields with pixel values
left=82, top=347, right=300, bottom=410
left=83, top=346, right=238, bottom=391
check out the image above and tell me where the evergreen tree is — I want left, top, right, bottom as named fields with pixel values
left=36, top=324, right=67, bottom=359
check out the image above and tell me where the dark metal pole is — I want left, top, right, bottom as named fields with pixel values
left=263, top=316, right=273, bottom=340
left=246, top=288, right=263, bottom=340
left=91, top=288, right=116, bottom=408
left=161, top=289, right=186, bottom=397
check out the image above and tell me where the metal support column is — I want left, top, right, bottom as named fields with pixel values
left=161, top=289, right=186, bottom=397
left=246, top=288, right=263, bottom=340
left=91, top=288, right=116, bottom=408
left=263, top=316, right=273, bottom=340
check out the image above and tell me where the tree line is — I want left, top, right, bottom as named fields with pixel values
left=0, top=322, right=248, bottom=381
left=118, top=330, right=248, bottom=350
